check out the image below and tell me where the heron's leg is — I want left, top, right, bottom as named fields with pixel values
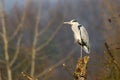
left=80, top=46, right=82, bottom=58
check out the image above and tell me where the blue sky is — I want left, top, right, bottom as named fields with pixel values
left=4, top=0, right=26, bottom=11
left=3, top=0, right=59, bottom=11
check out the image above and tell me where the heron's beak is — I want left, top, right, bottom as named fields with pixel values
left=63, top=21, right=71, bottom=24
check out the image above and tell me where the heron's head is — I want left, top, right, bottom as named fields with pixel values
left=64, top=19, right=78, bottom=25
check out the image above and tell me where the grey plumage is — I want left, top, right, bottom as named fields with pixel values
left=64, top=19, right=90, bottom=56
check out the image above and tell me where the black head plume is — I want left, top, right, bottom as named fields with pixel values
left=71, top=19, right=77, bottom=22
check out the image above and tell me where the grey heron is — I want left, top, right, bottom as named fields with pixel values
left=64, top=19, right=90, bottom=58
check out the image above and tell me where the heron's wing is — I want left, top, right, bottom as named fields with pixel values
left=80, top=26, right=90, bottom=47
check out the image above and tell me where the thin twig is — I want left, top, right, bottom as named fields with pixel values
left=8, top=0, right=30, bottom=41
left=36, top=21, right=63, bottom=52
left=0, top=59, right=6, bottom=64
left=37, top=13, right=57, bottom=37
left=36, top=47, right=77, bottom=78
left=0, top=69, right=2, bottom=80
left=30, top=0, right=42, bottom=77
left=0, top=32, right=3, bottom=38
left=62, top=63, right=73, bottom=76
left=0, top=0, right=12, bottom=80
left=21, top=72, right=38, bottom=80
left=10, top=35, right=22, bottom=66
left=104, top=42, right=120, bottom=71
left=12, top=57, right=29, bottom=71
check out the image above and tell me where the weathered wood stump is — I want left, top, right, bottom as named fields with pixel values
left=73, top=56, right=90, bottom=80
left=21, top=72, right=38, bottom=80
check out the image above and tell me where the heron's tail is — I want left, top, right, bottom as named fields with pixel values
left=83, top=46, right=90, bottom=54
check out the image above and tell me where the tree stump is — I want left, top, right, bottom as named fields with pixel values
left=73, top=56, right=90, bottom=80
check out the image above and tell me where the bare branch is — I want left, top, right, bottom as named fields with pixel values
left=104, top=42, right=120, bottom=71
left=0, top=69, right=2, bottom=80
left=0, top=59, right=6, bottom=64
left=12, top=57, right=29, bottom=71
left=30, top=0, right=42, bottom=77
left=62, top=63, right=73, bottom=76
left=8, top=0, right=30, bottom=41
left=8, top=22, right=23, bottom=41
left=0, top=32, right=3, bottom=38
left=0, top=0, right=12, bottom=80
left=36, top=47, right=77, bottom=78
left=21, top=72, right=38, bottom=80
left=37, top=14, right=57, bottom=37
left=36, top=22, right=63, bottom=52
left=10, top=35, right=22, bottom=66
